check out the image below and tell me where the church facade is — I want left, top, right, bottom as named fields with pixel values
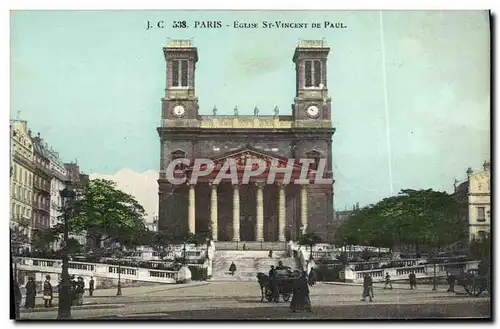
left=157, top=39, right=335, bottom=242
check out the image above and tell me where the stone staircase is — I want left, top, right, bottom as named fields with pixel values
left=210, top=250, right=301, bottom=282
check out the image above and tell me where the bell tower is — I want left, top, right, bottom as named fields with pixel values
left=292, top=40, right=331, bottom=124
left=162, top=39, right=199, bottom=121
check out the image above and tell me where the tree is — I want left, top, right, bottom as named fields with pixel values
left=298, top=233, right=322, bottom=260
left=360, top=248, right=374, bottom=261
left=149, top=231, right=173, bottom=260
left=334, top=189, right=466, bottom=252
left=69, top=179, right=147, bottom=250
left=336, top=252, right=349, bottom=265
left=31, top=228, right=59, bottom=254
left=66, top=238, right=83, bottom=255
left=10, top=216, right=31, bottom=255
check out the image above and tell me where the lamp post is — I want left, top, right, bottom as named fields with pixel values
left=116, top=246, right=123, bottom=296
left=57, top=185, right=76, bottom=320
left=432, top=251, right=438, bottom=291
left=183, top=243, right=187, bottom=264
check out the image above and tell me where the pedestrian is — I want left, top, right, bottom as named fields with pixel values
left=24, top=277, right=36, bottom=309
left=277, top=260, right=285, bottom=270
left=14, top=281, right=22, bottom=319
left=43, top=275, right=53, bottom=308
left=361, top=274, right=374, bottom=302
left=290, top=271, right=312, bottom=312
left=308, top=267, right=316, bottom=286
left=89, top=276, right=95, bottom=297
left=269, top=266, right=278, bottom=302
left=228, top=262, right=236, bottom=276
left=70, top=275, right=77, bottom=306
left=446, top=272, right=456, bottom=293
left=76, top=277, right=85, bottom=306
left=384, top=272, right=393, bottom=290
left=268, top=249, right=273, bottom=258
left=409, top=272, right=417, bottom=290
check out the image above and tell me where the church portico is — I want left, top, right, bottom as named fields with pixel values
left=181, top=180, right=307, bottom=242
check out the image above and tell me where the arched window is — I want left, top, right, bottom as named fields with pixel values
left=171, top=150, right=187, bottom=171
left=305, top=150, right=322, bottom=171
left=171, top=149, right=186, bottom=160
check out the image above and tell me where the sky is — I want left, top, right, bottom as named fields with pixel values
left=10, top=10, right=490, bottom=214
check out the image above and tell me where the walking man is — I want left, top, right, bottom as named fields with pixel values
left=89, top=276, right=95, bottom=297
left=229, top=262, right=237, bottom=276
left=361, top=274, right=374, bottom=302
left=446, top=272, right=456, bottom=293
left=43, top=275, right=53, bottom=308
left=269, top=265, right=278, bottom=302
left=409, top=272, right=417, bottom=290
left=384, top=272, right=393, bottom=290
left=308, top=267, right=316, bottom=286
left=76, top=277, right=85, bottom=306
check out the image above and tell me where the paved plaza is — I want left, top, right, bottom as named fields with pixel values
left=19, top=281, right=491, bottom=320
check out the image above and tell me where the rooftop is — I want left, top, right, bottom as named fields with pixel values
left=298, top=39, right=327, bottom=48
left=166, top=39, right=193, bottom=48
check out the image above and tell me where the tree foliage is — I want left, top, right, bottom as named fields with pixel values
left=31, top=228, right=59, bottom=252
left=10, top=216, right=31, bottom=252
left=70, top=179, right=147, bottom=248
left=334, top=189, right=466, bottom=250
left=298, top=233, right=322, bottom=259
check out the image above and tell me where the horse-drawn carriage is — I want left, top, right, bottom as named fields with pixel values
left=457, top=259, right=491, bottom=297
left=257, top=268, right=300, bottom=302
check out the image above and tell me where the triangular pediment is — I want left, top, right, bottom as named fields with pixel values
left=209, top=144, right=301, bottom=171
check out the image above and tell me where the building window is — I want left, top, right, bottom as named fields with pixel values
left=306, top=150, right=322, bottom=171
left=477, top=207, right=486, bottom=222
left=477, top=230, right=487, bottom=240
left=304, top=60, right=322, bottom=87
left=172, top=60, right=189, bottom=87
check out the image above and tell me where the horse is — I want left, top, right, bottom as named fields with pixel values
left=257, top=272, right=271, bottom=302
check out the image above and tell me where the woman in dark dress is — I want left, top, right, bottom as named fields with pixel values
left=24, top=277, right=37, bottom=309
left=290, top=271, right=312, bottom=312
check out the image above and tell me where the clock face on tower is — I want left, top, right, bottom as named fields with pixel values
left=172, top=105, right=186, bottom=117
left=306, top=105, right=320, bottom=118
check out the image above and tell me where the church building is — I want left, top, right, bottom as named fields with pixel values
left=157, top=39, right=335, bottom=243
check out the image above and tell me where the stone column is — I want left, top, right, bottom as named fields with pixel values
left=278, top=184, right=286, bottom=242
left=188, top=184, right=196, bottom=234
left=210, top=183, right=218, bottom=241
left=300, top=185, right=308, bottom=235
left=232, top=184, right=240, bottom=242
left=255, top=182, right=264, bottom=242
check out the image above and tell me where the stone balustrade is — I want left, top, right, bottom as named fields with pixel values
left=16, top=257, right=179, bottom=284
left=350, top=261, right=481, bottom=283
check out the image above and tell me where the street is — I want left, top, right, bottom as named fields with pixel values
left=18, top=281, right=491, bottom=320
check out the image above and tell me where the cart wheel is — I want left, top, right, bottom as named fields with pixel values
left=266, top=289, right=273, bottom=302
left=282, top=292, right=291, bottom=302
left=464, top=282, right=481, bottom=296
